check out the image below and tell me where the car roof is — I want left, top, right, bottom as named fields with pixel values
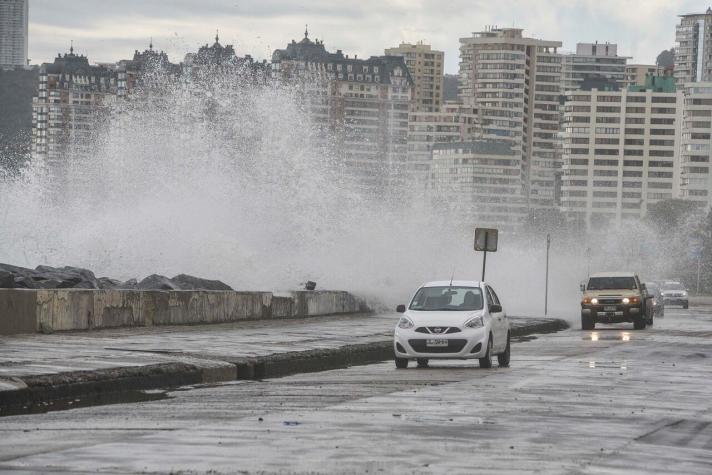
left=422, top=280, right=484, bottom=288
left=589, top=272, right=637, bottom=278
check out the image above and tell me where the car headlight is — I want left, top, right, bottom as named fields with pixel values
left=622, top=297, right=630, bottom=304
left=682, top=291, right=688, bottom=297
left=590, top=298, right=599, bottom=305
left=465, top=316, right=484, bottom=328
left=397, top=317, right=414, bottom=329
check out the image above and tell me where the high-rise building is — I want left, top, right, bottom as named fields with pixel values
left=406, top=101, right=479, bottom=186
left=271, top=30, right=413, bottom=186
left=32, top=48, right=120, bottom=163
left=561, top=42, right=629, bottom=91
left=675, top=8, right=712, bottom=85
left=430, top=140, right=527, bottom=230
left=458, top=27, right=562, bottom=214
left=0, top=0, right=29, bottom=67
left=679, top=82, right=712, bottom=207
left=385, top=42, right=443, bottom=112
left=560, top=77, right=681, bottom=229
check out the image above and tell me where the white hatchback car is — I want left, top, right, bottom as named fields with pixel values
left=393, top=280, right=510, bottom=369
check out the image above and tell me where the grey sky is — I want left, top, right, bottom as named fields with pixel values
left=28, top=0, right=702, bottom=72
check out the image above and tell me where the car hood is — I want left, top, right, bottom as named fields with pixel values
left=404, top=310, right=484, bottom=327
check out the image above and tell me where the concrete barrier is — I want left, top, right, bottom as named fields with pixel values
left=0, top=289, right=367, bottom=335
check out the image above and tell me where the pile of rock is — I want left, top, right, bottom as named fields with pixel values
left=0, top=263, right=233, bottom=291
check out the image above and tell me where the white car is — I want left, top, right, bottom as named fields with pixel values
left=393, top=280, right=511, bottom=369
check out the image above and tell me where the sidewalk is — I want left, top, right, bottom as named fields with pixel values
left=0, top=313, right=567, bottom=413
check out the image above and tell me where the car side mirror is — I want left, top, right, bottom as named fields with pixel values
left=640, top=283, right=647, bottom=291
left=396, top=304, right=406, bottom=313
left=489, top=304, right=502, bottom=313
left=580, top=283, right=586, bottom=292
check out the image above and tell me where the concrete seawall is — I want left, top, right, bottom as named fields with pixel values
left=0, top=289, right=368, bottom=335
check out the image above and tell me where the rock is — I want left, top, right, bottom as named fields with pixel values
left=33, top=265, right=100, bottom=289
left=137, top=274, right=181, bottom=291
left=117, top=278, right=138, bottom=290
left=0, top=270, right=14, bottom=288
left=171, top=274, right=233, bottom=291
left=97, top=277, right=122, bottom=289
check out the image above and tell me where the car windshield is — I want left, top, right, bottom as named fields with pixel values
left=587, top=277, right=637, bottom=290
left=409, top=286, right=484, bottom=311
left=663, top=282, right=685, bottom=290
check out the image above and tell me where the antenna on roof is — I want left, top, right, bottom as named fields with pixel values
left=305, top=24, right=309, bottom=39
left=215, top=29, right=219, bottom=43
left=449, top=267, right=455, bottom=288
left=70, top=40, right=74, bottom=55
left=149, top=37, right=153, bottom=50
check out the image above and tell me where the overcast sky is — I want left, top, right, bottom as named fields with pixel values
left=28, top=0, right=702, bottom=73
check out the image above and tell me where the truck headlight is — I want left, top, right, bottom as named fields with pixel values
left=590, top=298, right=598, bottom=305
left=622, top=297, right=630, bottom=304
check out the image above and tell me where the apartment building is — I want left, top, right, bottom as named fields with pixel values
left=385, top=42, right=444, bottom=112
left=458, top=27, right=562, bottom=213
left=561, top=42, right=629, bottom=91
left=32, top=48, right=119, bottom=163
left=0, top=0, right=28, bottom=67
left=430, top=140, right=527, bottom=230
left=271, top=30, right=413, bottom=186
left=625, top=64, right=664, bottom=88
left=675, top=8, right=712, bottom=84
left=560, top=77, right=681, bottom=229
left=406, top=101, right=479, bottom=186
left=679, top=82, right=712, bottom=207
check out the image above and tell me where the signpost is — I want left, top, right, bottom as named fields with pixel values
left=545, top=233, right=551, bottom=316
left=474, top=228, right=498, bottom=281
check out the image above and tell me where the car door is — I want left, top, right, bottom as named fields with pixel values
left=485, top=286, right=506, bottom=352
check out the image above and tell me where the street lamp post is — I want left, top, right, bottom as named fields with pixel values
left=545, top=233, right=551, bottom=316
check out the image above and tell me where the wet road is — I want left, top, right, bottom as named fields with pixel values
left=1, top=307, right=712, bottom=474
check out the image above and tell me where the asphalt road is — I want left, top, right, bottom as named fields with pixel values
left=1, top=307, right=712, bottom=474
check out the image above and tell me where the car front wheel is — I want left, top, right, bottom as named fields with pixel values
left=497, top=333, right=510, bottom=368
left=395, top=357, right=408, bottom=369
left=479, top=336, right=493, bottom=368
left=581, top=313, right=594, bottom=330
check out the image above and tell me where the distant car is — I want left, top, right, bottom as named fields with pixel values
left=393, top=281, right=510, bottom=369
left=580, top=272, right=653, bottom=330
left=660, top=281, right=689, bottom=309
left=645, top=282, right=665, bottom=318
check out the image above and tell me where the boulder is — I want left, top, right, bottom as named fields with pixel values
left=171, top=274, right=233, bottom=291
left=33, top=265, right=100, bottom=289
left=0, top=270, right=14, bottom=288
left=117, top=278, right=138, bottom=290
left=97, top=277, right=122, bottom=289
left=137, top=274, right=181, bottom=290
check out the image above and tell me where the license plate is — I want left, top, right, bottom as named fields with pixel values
left=426, top=339, right=448, bottom=347
left=604, top=306, right=617, bottom=312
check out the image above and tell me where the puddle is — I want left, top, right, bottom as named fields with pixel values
left=0, top=389, right=171, bottom=418
left=586, top=360, right=629, bottom=370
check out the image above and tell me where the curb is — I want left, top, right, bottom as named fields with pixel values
left=0, top=318, right=568, bottom=416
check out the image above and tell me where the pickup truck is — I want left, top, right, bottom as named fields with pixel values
left=580, top=272, right=653, bottom=330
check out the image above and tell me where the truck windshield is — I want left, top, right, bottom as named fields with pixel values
left=409, top=286, right=484, bottom=311
left=587, top=277, right=637, bottom=290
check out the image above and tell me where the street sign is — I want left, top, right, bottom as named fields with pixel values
left=474, top=227, right=499, bottom=281
left=474, top=228, right=498, bottom=252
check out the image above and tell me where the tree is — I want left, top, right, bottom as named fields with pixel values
left=656, top=48, right=675, bottom=68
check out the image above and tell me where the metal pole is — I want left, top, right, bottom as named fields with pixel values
left=697, top=253, right=702, bottom=295
left=545, top=233, right=551, bottom=316
left=482, top=233, right=488, bottom=281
